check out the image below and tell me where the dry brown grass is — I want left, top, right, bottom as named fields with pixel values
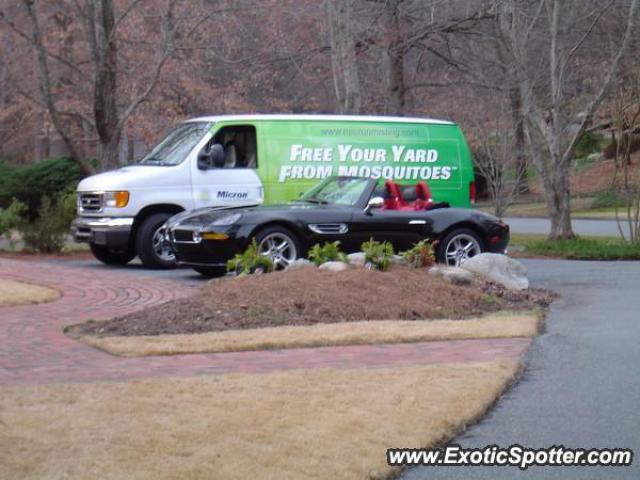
left=82, top=311, right=540, bottom=357
left=0, top=278, right=60, bottom=307
left=0, top=361, right=519, bottom=480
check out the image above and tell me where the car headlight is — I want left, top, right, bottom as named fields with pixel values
left=211, top=213, right=242, bottom=225
left=104, top=191, right=130, bottom=208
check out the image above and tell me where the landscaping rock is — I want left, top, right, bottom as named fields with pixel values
left=460, top=253, right=529, bottom=290
left=318, top=261, right=350, bottom=272
left=392, top=254, right=406, bottom=265
left=427, top=265, right=474, bottom=285
left=285, top=259, right=316, bottom=271
left=443, top=267, right=474, bottom=285
left=347, top=252, right=366, bottom=267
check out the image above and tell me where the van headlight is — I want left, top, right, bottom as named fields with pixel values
left=104, top=191, right=130, bottom=208
left=211, top=213, right=242, bottom=225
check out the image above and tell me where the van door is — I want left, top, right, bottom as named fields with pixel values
left=191, top=124, right=264, bottom=209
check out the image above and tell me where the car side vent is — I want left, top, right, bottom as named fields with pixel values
left=308, top=223, right=348, bottom=234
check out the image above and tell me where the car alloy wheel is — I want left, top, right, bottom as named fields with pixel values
left=444, top=233, right=481, bottom=267
left=258, top=232, right=298, bottom=269
left=152, top=224, right=175, bottom=263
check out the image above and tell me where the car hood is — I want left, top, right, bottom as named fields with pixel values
left=170, top=202, right=344, bottom=228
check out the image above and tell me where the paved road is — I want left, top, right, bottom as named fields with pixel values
left=52, top=256, right=209, bottom=285
left=505, top=217, right=630, bottom=237
left=402, top=259, right=640, bottom=480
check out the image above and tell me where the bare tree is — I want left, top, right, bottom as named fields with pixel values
left=2, top=0, right=183, bottom=172
left=612, top=80, right=640, bottom=242
left=469, top=106, right=525, bottom=217
left=381, top=0, right=404, bottom=114
left=498, top=0, right=639, bottom=239
left=326, top=0, right=362, bottom=113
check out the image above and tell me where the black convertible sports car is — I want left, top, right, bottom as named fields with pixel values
left=165, top=176, right=509, bottom=276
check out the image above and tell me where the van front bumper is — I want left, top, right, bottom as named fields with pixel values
left=71, top=216, right=134, bottom=247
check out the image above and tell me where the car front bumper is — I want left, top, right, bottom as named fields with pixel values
left=71, top=216, right=134, bottom=247
left=169, top=224, right=254, bottom=268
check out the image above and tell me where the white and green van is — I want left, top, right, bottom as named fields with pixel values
left=72, top=114, right=476, bottom=268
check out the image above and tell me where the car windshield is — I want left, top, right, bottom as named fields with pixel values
left=299, top=177, right=370, bottom=206
left=138, top=122, right=211, bottom=166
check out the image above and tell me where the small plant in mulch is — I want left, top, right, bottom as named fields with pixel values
left=361, top=238, right=394, bottom=271
left=307, top=241, right=348, bottom=266
left=227, top=239, right=274, bottom=275
left=402, top=240, right=436, bottom=268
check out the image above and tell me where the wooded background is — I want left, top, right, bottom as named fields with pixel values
left=0, top=0, right=639, bottom=237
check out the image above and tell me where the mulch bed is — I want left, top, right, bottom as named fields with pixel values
left=67, top=266, right=554, bottom=338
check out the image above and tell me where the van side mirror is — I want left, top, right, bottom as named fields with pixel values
left=197, top=143, right=225, bottom=170
left=365, top=196, right=384, bottom=214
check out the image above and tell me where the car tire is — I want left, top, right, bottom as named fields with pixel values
left=193, top=266, right=227, bottom=278
left=254, top=225, right=301, bottom=270
left=136, top=213, right=177, bottom=269
left=90, top=243, right=136, bottom=266
left=436, top=228, right=484, bottom=267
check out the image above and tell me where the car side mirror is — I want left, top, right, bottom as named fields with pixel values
left=197, top=143, right=225, bottom=170
left=365, top=196, right=384, bottom=215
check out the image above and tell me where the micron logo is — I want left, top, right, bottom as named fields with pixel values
left=217, top=191, right=249, bottom=199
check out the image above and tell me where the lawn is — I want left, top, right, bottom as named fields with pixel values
left=510, top=233, right=640, bottom=260
left=479, top=201, right=620, bottom=219
left=82, top=311, right=541, bottom=356
left=0, top=361, right=519, bottom=480
left=0, top=278, right=60, bottom=307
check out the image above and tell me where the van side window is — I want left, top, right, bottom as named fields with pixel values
left=212, top=125, right=257, bottom=169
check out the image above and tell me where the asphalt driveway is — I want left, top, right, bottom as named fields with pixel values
left=402, top=258, right=640, bottom=480
left=505, top=217, right=630, bottom=237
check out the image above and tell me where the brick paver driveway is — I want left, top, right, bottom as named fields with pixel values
left=0, top=257, right=530, bottom=386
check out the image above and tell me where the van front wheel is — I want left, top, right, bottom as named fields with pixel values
left=90, top=243, right=136, bottom=266
left=136, top=213, right=177, bottom=269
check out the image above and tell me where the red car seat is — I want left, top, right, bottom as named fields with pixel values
left=414, top=181, right=434, bottom=210
left=382, top=179, right=410, bottom=210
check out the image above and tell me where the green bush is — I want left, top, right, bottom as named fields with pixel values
left=0, top=201, right=26, bottom=237
left=227, top=239, right=275, bottom=274
left=402, top=240, right=435, bottom=268
left=572, top=132, right=605, bottom=160
left=307, top=241, right=348, bottom=266
left=592, top=189, right=626, bottom=209
left=361, top=238, right=394, bottom=271
left=12, top=191, right=77, bottom=252
left=0, top=157, right=84, bottom=218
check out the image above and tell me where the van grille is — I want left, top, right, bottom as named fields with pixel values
left=78, top=193, right=103, bottom=213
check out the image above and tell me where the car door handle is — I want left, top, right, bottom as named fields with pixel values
left=409, top=220, right=426, bottom=224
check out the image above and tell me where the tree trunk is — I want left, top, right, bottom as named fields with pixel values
left=97, top=131, right=121, bottom=171
left=326, top=0, right=361, bottom=114
left=93, top=0, right=120, bottom=171
left=538, top=154, right=575, bottom=240
left=382, top=0, right=405, bottom=115
left=509, top=87, right=529, bottom=194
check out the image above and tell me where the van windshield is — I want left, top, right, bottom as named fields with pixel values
left=139, top=122, right=211, bottom=166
